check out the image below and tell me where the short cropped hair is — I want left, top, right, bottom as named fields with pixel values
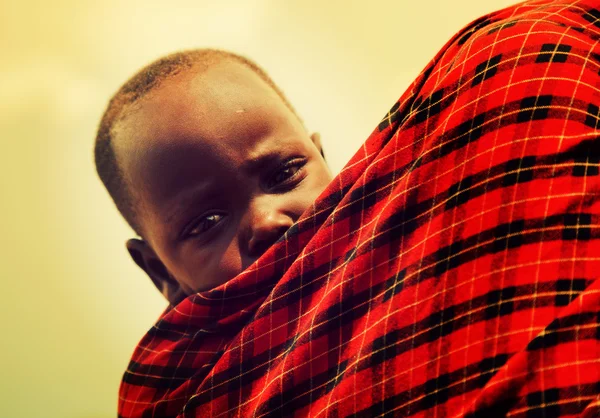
left=94, top=49, right=300, bottom=237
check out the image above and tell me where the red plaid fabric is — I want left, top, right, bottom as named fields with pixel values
left=119, top=1, right=600, bottom=416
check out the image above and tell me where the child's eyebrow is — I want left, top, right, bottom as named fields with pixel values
left=241, top=151, right=281, bottom=175
left=164, top=185, right=220, bottom=224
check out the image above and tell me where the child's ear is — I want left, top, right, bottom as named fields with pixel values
left=126, top=238, right=187, bottom=305
left=310, top=132, right=326, bottom=160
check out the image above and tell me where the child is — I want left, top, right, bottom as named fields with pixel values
left=101, top=3, right=600, bottom=416
left=95, top=49, right=333, bottom=304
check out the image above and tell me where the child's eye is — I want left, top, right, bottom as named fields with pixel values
left=185, top=213, right=225, bottom=238
left=267, top=158, right=306, bottom=189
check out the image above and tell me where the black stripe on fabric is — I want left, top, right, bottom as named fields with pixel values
left=258, top=360, right=350, bottom=416
left=123, top=355, right=220, bottom=388
left=252, top=257, right=342, bottom=321
left=339, top=168, right=423, bottom=235
left=344, top=169, right=404, bottom=220
left=315, top=183, right=354, bottom=216
left=350, top=354, right=510, bottom=417
left=583, top=8, right=600, bottom=29
left=492, top=219, right=526, bottom=252
left=414, top=88, right=445, bottom=123
left=362, top=277, right=593, bottom=372
left=465, top=382, right=600, bottom=418
left=355, top=146, right=592, bottom=274
left=572, top=137, right=600, bottom=176
left=292, top=277, right=390, bottom=347
left=192, top=281, right=273, bottom=307
left=444, top=136, right=599, bottom=211
left=352, top=138, right=600, bottom=277
left=434, top=241, right=465, bottom=276
left=527, top=311, right=600, bottom=352
left=404, top=48, right=598, bottom=135
left=356, top=359, right=600, bottom=417
left=158, top=295, right=275, bottom=340
left=563, top=213, right=593, bottom=240
left=144, top=323, right=195, bottom=342
left=192, top=281, right=389, bottom=406
left=261, top=273, right=595, bottom=409
left=122, top=369, right=189, bottom=389
left=445, top=176, right=474, bottom=210
left=183, top=340, right=291, bottom=408
left=597, top=310, right=600, bottom=341
left=380, top=212, right=596, bottom=295
left=527, top=389, right=560, bottom=418
left=378, top=100, right=401, bottom=131
left=441, top=112, right=487, bottom=159
left=472, top=54, right=503, bottom=87
left=536, top=43, right=572, bottom=63
left=457, top=16, right=494, bottom=45
left=416, top=95, right=591, bottom=168
left=502, top=156, right=536, bottom=186
left=517, top=95, right=553, bottom=122
left=403, top=37, right=600, bottom=135
left=524, top=384, right=600, bottom=418
left=485, top=286, right=518, bottom=319
left=378, top=62, right=438, bottom=132
left=383, top=269, right=406, bottom=302
left=335, top=135, right=600, bottom=285
left=366, top=288, right=549, bottom=370
left=555, top=278, right=588, bottom=306
left=585, top=103, right=600, bottom=128
left=487, top=20, right=517, bottom=34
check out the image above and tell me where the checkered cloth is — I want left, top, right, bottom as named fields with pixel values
left=118, top=1, right=600, bottom=416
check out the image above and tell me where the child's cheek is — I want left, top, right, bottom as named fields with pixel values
left=213, top=236, right=246, bottom=284
left=182, top=236, right=244, bottom=291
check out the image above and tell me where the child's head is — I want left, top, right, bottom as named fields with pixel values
left=95, top=49, right=332, bottom=302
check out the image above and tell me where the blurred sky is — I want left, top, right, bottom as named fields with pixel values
left=0, top=0, right=517, bottom=416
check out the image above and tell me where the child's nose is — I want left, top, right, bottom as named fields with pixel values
left=245, top=205, right=294, bottom=258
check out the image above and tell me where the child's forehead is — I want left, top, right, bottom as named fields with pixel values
left=153, top=61, right=277, bottom=106
left=112, top=60, right=303, bottom=179
left=121, top=62, right=281, bottom=132
left=115, top=61, right=286, bottom=144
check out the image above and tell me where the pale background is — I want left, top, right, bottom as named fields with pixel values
left=1, top=0, right=518, bottom=416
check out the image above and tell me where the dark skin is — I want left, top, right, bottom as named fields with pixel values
left=112, top=61, right=333, bottom=304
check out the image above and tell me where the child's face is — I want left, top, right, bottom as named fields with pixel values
left=113, top=61, right=332, bottom=295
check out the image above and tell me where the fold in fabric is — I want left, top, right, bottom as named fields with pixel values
left=119, top=1, right=600, bottom=416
